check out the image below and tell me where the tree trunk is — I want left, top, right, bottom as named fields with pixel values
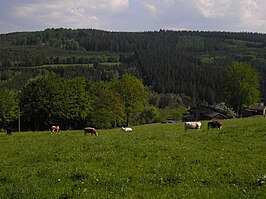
left=126, top=113, right=130, bottom=126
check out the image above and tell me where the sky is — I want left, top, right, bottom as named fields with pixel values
left=1, top=0, right=266, bottom=34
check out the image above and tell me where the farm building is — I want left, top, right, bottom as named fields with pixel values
left=183, top=105, right=227, bottom=121
left=242, top=103, right=266, bottom=117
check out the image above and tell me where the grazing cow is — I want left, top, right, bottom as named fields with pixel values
left=208, top=121, right=222, bottom=129
left=51, top=125, right=60, bottom=133
left=84, top=127, right=98, bottom=136
left=121, top=127, right=133, bottom=132
left=185, top=121, right=202, bottom=131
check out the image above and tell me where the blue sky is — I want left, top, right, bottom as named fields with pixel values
left=1, top=0, right=266, bottom=34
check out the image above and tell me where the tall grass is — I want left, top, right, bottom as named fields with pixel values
left=0, top=117, right=265, bottom=198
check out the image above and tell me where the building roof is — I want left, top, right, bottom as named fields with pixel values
left=185, top=105, right=228, bottom=120
left=248, top=106, right=266, bottom=111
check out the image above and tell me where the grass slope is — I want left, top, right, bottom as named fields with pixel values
left=0, top=117, right=265, bottom=198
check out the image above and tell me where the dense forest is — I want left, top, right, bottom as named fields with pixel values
left=1, top=28, right=266, bottom=104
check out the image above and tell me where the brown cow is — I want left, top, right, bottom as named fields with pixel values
left=208, top=121, right=222, bottom=129
left=84, top=127, right=98, bottom=136
left=51, top=125, right=60, bottom=133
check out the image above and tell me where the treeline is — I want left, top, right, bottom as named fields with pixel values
left=1, top=28, right=266, bottom=104
left=1, top=73, right=192, bottom=132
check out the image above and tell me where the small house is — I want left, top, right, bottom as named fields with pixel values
left=242, top=103, right=266, bottom=117
left=183, top=105, right=227, bottom=121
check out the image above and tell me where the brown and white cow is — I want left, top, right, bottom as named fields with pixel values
left=208, top=120, right=222, bottom=129
left=185, top=121, right=202, bottom=131
left=84, top=127, right=98, bottom=136
left=51, top=125, right=60, bottom=133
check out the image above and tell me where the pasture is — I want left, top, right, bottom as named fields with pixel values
left=0, top=117, right=265, bottom=198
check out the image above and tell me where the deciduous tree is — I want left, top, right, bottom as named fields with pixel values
left=20, top=74, right=92, bottom=130
left=89, top=81, right=125, bottom=128
left=113, top=74, right=148, bottom=126
left=0, top=89, right=19, bottom=129
left=223, top=62, right=260, bottom=116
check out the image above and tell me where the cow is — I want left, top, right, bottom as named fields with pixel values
left=121, top=127, right=132, bottom=132
left=185, top=121, right=202, bottom=131
left=51, top=125, right=60, bottom=133
left=84, top=127, right=98, bottom=136
left=208, top=120, right=222, bottom=129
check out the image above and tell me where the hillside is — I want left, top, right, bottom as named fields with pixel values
left=1, top=28, right=266, bottom=104
left=0, top=117, right=265, bottom=198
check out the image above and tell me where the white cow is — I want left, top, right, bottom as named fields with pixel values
left=184, top=122, right=202, bottom=131
left=121, top=127, right=133, bottom=132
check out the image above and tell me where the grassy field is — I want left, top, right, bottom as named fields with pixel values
left=0, top=117, right=265, bottom=198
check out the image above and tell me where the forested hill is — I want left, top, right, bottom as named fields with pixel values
left=1, top=28, right=266, bottom=104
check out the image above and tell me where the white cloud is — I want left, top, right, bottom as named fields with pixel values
left=158, top=0, right=175, bottom=5
left=240, top=0, right=266, bottom=29
left=140, top=0, right=181, bottom=17
left=82, top=0, right=129, bottom=11
left=12, top=0, right=129, bottom=29
left=16, top=0, right=129, bottom=14
left=193, top=0, right=233, bottom=18
left=109, top=0, right=129, bottom=10
left=2, top=0, right=266, bottom=33
left=189, top=0, right=266, bottom=32
left=142, top=2, right=157, bottom=16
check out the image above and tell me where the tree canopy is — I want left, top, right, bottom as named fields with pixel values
left=3, top=28, right=266, bottom=130
left=2, top=28, right=266, bottom=105
left=0, top=89, right=19, bottom=129
left=15, top=73, right=152, bottom=131
left=20, top=74, right=92, bottom=130
left=223, top=62, right=260, bottom=116
left=113, top=74, right=148, bottom=126
left=89, top=81, right=125, bottom=129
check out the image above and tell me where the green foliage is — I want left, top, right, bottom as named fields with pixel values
left=159, top=106, right=188, bottom=122
left=212, top=102, right=236, bottom=118
left=113, top=74, right=148, bottom=126
left=89, top=81, right=125, bottom=129
left=0, top=117, right=265, bottom=198
left=223, top=62, right=260, bottom=116
left=176, top=35, right=204, bottom=50
left=3, top=29, right=266, bottom=105
left=20, top=74, right=59, bottom=130
left=56, top=77, right=93, bottom=125
left=199, top=54, right=215, bottom=64
left=0, top=89, right=19, bottom=128
left=136, top=105, right=160, bottom=124
left=158, top=93, right=184, bottom=108
left=20, top=74, right=92, bottom=130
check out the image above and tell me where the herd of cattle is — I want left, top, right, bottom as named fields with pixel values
left=5, top=120, right=222, bottom=135
left=48, top=120, right=222, bottom=136
left=49, top=125, right=133, bottom=135
left=51, top=126, right=99, bottom=135
left=185, top=120, right=222, bottom=131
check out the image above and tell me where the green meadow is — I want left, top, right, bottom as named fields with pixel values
left=0, top=117, right=265, bottom=198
